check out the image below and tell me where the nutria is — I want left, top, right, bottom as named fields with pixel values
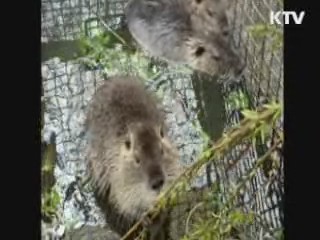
left=124, top=0, right=244, bottom=78
left=85, top=76, right=183, bottom=239
left=188, top=0, right=232, bottom=36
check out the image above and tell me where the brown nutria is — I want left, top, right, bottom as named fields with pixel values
left=85, top=76, right=183, bottom=239
left=124, top=0, right=244, bottom=78
left=188, top=0, right=232, bottom=37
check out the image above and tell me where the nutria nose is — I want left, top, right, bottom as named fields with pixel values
left=150, top=174, right=165, bottom=191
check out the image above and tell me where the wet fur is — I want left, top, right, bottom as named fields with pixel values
left=85, top=76, right=183, bottom=238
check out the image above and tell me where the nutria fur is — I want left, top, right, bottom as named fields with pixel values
left=187, top=0, right=232, bottom=38
left=124, top=0, right=244, bottom=78
left=85, top=76, right=183, bottom=238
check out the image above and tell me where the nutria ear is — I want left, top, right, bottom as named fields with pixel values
left=154, top=124, right=164, bottom=139
left=159, top=125, right=164, bottom=138
left=127, top=126, right=136, bottom=150
left=125, top=138, right=131, bottom=150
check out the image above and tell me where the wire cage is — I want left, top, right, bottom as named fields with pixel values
left=41, top=0, right=283, bottom=239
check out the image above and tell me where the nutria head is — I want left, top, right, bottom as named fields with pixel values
left=105, top=120, right=182, bottom=219
left=185, top=33, right=245, bottom=77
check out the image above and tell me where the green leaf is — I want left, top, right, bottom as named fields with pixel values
left=229, top=210, right=245, bottom=224
left=241, top=109, right=258, bottom=120
left=51, top=189, right=61, bottom=208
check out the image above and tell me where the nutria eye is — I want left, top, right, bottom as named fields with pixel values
left=195, top=46, right=205, bottom=57
left=207, top=10, right=213, bottom=17
left=222, top=29, right=229, bottom=37
left=125, top=140, right=131, bottom=150
left=135, top=158, right=140, bottom=164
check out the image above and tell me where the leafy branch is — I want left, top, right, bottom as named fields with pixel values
left=120, top=102, right=282, bottom=240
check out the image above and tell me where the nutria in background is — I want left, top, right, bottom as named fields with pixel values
left=125, top=0, right=244, bottom=78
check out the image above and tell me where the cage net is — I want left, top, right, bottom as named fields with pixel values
left=41, top=0, right=284, bottom=239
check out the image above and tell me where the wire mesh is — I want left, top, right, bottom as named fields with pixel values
left=41, top=0, right=284, bottom=239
